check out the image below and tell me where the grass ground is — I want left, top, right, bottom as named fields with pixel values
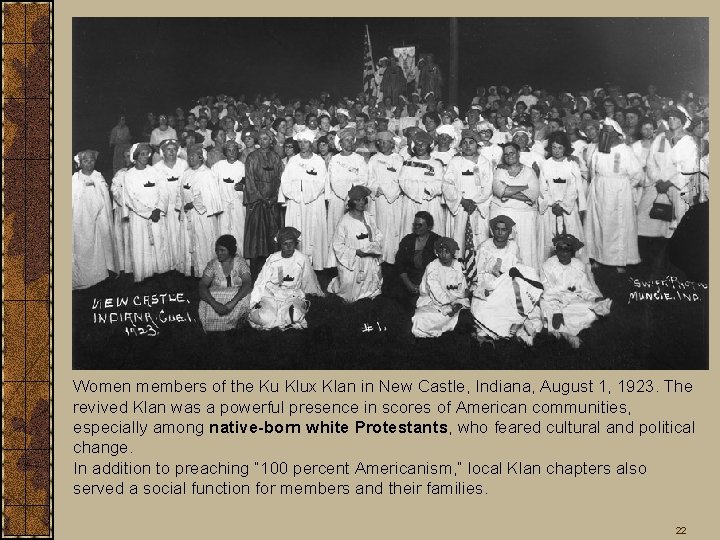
left=72, top=260, right=708, bottom=370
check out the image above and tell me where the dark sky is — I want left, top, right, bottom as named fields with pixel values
left=73, top=18, right=708, bottom=156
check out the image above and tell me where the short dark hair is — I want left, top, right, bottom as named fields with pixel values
left=414, top=211, right=434, bottom=229
left=285, top=139, right=300, bottom=154
left=545, top=131, right=573, bottom=157
left=215, top=234, right=238, bottom=257
left=422, top=111, right=442, bottom=126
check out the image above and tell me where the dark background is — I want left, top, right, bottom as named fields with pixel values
left=73, top=17, right=708, bottom=172
left=71, top=17, right=709, bottom=370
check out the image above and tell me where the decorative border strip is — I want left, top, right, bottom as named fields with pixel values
left=2, top=3, right=53, bottom=537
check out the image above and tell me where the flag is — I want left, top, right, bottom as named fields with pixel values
left=461, top=220, right=477, bottom=289
left=363, top=25, right=377, bottom=97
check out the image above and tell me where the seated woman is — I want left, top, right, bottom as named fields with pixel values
left=391, top=211, right=441, bottom=312
left=248, top=227, right=324, bottom=331
left=540, top=233, right=611, bottom=349
left=328, top=185, right=384, bottom=303
left=198, top=234, right=252, bottom=332
left=471, top=215, right=543, bottom=346
left=411, top=237, right=470, bottom=338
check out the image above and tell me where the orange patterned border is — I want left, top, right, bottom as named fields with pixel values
left=2, top=3, right=52, bottom=538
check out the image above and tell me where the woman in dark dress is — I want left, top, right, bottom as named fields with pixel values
left=387, top=211, right=440, bottom=312
left=243, top=129, right=283, bottom=280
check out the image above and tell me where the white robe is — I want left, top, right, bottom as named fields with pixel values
left=248, top=250, right=324, bottom=330
left=490, top=131, right=511, bottom=146
left=585, top=145, right=643, bottom=265
left=110, top=168, right=132, bottom=274
left=153, top=159, right=188, bottom=271
left=367, top=152, right=404, bottom=263
left=471, top=260, right=543, bottom=344
left=430, top=148, right=457, bottom=234
left=442, top=154, right=494, bottom=257
left=430, top=148, right=457, bottom=169
left=411, top=259, right=469, bottom=338
left=176, top=164, right=223, bottom=276
left=540, top=256, right=611, bottom=337
left=519, top=148, right=545, bottom=172
left=72, top=171, right=116, bottom=289
left=212, top=159, right=247, bottom=256
left=641, top=133, right=699, bottom=238
left=399, top=156, right=446, bottom=238
left=326, top=152, right=369, bottom=264
left=475, top=239, right=520, bottom=297
left=630, top=140, right=652, bottom=208
left=579, top=142, right=598, bottom=191
left=123, top=166, right=171, bottom=282
left=538, top=157, right=587, bottom=263
left=279, top=154, right=329, bottom=270
left=571, top=139, right=590, bottom=203
left=489, top=165, right=541, bottom=272
left=328, top=212, right=384, bottom=303
left=479, top=142, right=503, bottom=171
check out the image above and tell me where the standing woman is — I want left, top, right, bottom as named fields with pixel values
left=442, top=130, right=494, bottom=267
left=243, top=129, right=284, bottom=280
left=641, top=108, right=699, bottom=272
left=153, top=139, right=187, bottom=272
left=150, top=114, right=178, bottom=153
left=72, top=150, right=116, bottom=289
left=399, top=130, right=446, bottom=238
left=283, top=138, right=300, bottom=167
left=279, top=130, right=329, bottom=270
left=537, top=131, right=587, bottom=263
left=110, top=148, right=133, bottom=275
left=585, top=119, right=644, bottom=273
left=367, top=130, right=405, bottom=263
left=431, top=125, right=458, bottom=170
left=316, top=136, right=335, bottom=169
left=489, top=142, right=542, bottom=272
left=328, top=186, right=384, bottom=302
left=123, top=142, right=171, bottom=282
left=239, top=130, right=257, bottom=163
left=379, top=56, right=407, bottom=107
left=176, top=144, right=223, bottom=277
left=476, top=121, right=503, bottom=171
left=630, top=117, right=656, bottom=208
left=205, top=128, right=227, bottom=169
left=326, top=128, right=369, bottom=258
left=213, top=140, right=247, bottom=256
left=109, top=115, right=132, bottom=175
left=422, top=111, right=442, bottom=142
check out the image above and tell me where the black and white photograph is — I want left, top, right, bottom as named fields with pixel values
left=71, top=17, right=709, bottom=370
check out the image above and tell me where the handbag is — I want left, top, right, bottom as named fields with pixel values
left=649, top=192, right=674, bottom=222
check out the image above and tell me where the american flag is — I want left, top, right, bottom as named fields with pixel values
left=461, top=220, right=477, bottom=288
left=363, top=25, right=377, bottom=97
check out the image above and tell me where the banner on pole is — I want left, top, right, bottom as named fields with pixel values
left=393, top=46, right=416, bottom=82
